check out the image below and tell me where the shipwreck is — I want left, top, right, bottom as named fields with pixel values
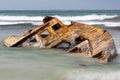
left=3, top=16, right=116, bottom=63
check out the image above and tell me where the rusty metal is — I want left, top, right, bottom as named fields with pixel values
left=3, top=16, right=116, bottom=63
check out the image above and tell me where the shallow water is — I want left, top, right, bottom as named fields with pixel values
left=0, top=25, right=120, bottom=80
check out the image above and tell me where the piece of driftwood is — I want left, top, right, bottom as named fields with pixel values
left=3, top=16, right=116, bottom=63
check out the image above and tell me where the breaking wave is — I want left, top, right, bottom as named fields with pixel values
left=81, top=21, right=120, bottom=27
left=55, top=14, right=117, bottom=21
left=0, top=16, right=43, bottom=25
left=0, top=14, right=119, bottom=27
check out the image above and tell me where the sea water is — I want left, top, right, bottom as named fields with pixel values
left=0, top=10, right=120, bottom=80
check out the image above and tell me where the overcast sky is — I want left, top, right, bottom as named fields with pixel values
left=0, top=0, right=119, bottom=10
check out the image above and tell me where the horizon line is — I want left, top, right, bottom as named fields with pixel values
left=0, top=9, right=120, bottom=11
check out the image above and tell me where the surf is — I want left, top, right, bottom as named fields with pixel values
left=0, top=14, right=119, bottom=27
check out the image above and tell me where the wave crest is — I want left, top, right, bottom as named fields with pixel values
left=55, top=14, right=117, bottom=21
left=0, top=14, right=119, bottom=27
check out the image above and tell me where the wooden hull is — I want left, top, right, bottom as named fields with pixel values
left=3, top=16, right=116, bottom=63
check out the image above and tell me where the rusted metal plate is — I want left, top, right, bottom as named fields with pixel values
left=3, top=16, right=116, bottom=63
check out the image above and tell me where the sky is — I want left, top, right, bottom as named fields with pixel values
left=0, top=0, right=119, bottom=10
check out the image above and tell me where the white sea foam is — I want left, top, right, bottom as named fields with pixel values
left=80, top=21, right=120, bottom=27
left=0, top=14, right=119, bottom=27
left=66, top=70, right=120, bottom=80
left=0, top=21, right=42, bottom=25
left=0, top=16, right=43, bottom=21
left=55, top=14, right=117, bottom=21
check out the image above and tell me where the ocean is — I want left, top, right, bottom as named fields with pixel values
left=0, top=10, right=120, bottom=26
left=0, top=10, right=120, bottom=80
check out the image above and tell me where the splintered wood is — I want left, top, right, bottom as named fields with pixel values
left=3, top=16, right=116, bottom=63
